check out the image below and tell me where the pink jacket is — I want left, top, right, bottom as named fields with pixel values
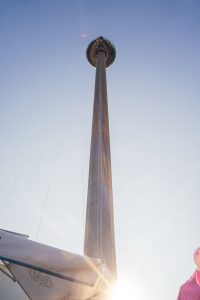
left=177, top=271, right=200, bottom=300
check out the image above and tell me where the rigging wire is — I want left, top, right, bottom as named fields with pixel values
left=35, top=128, right=65, bottom=241
left=78, top=0, right=88, bottom=37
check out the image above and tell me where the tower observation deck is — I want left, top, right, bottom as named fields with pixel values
left=84, top=37, right=117, bottom=283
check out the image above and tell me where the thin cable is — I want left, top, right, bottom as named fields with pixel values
left=78, top=0, right=87, bottom=35
left=35, top=131, right=64, bottom=241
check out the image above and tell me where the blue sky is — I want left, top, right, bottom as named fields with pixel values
left=1, top=1, right=200, bottom=299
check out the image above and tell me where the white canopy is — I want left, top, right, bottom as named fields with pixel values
left=0, top=229, right=107, bottom=300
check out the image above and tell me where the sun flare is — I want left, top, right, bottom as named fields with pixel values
left=108, top=279, right=142, bottom=300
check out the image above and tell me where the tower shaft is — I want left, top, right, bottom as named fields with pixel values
left=84, top=51, right=116, bottom=280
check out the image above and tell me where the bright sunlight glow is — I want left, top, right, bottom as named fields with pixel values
left=108, top=278, right=144, bottom=300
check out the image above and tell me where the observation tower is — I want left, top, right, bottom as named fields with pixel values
left=84, top=37, right=117, bottom=282
left=0, top=36, right=117, bottom=300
